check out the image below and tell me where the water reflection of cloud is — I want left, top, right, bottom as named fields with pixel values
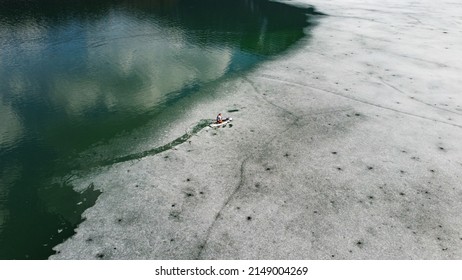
left=51, top=79, right=101, bottom=115
left=0, top=19, right=48, bottom=63
left=8, top=73, right=31, bottom=98
left=47, top=13, right=231, bottom=117
left=0, top=100, right=23, bottom=148
left=0, top=1, right=313, bottom=122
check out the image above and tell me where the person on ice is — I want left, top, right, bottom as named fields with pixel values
left=216, top=113, right=223, bottom=123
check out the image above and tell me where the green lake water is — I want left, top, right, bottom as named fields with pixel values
left=0, top=0, right=321, bottom=259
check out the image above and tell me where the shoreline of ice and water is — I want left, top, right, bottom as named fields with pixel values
left=52, top=0, right=462, bottom=259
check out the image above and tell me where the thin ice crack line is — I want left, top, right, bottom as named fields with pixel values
left=328, top=14, right=388, bottom=25
left=196, top=157, right=249, bottom=259
left=257, top=75, right=462, bottom=129
left=377, top=77, right=462, bottom=116
left=140, top=224, right=154, bottom=254
left=242, top=76, right=300, bottom=119
left=299, top=106, right=354, bottom=118
left=196, top=124, right=295, bottom=259
left=321, top=26, right=458, bottom=70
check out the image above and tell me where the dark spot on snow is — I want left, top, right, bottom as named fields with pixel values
left=169, top=210, right=181, bottom=221
left=399, top=192, right=405, bottom=196
left=430, top=169, right=435, bottom=173
left=247, top=216, right=252, bottom=221
left=356, top=241, right=364, bottom=248
left=186, top=178, right=191, bottom=182
left=355, top=113, right=360, bottom=116
left=439, top=147, right=445, bottom=151
left=367, top=166, right=373, bottom=170
left=337, top=167, right=342, bottom=171
left=228, top=109, right=239, bottom=113
left=86, top=238, right=93, bottom=242
left=96, top=253, right=104, bottom=259
left=332, top=151, right=337, bottom=155
left=117, top=218, right=122, bottom=223
left=266, top=167, right=271, bottom=171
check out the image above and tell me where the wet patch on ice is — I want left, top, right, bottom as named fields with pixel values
left=95, top=119, right=211, bottom=167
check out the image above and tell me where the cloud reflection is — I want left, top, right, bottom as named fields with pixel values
left=47, top=12, right=232, bottom=117
left=0, top=100, right=23, bottom=148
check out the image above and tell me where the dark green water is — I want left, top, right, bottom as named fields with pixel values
left=0, top=0, right=321, bottom=259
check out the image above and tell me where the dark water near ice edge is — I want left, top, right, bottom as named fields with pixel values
left=0, top=0, right=322, bottom=259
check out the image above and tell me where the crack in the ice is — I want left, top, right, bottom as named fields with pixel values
left=258, top=75, right=462, bottom=129
left=377, top=77, right=462, bottom=116
left=329, top=14, right=388, bottom=25
left=196, top=123, right=295, bottom=259
left=196, top=157, right=249, bottom=259
left=243, top=76, right=300, bottom=119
